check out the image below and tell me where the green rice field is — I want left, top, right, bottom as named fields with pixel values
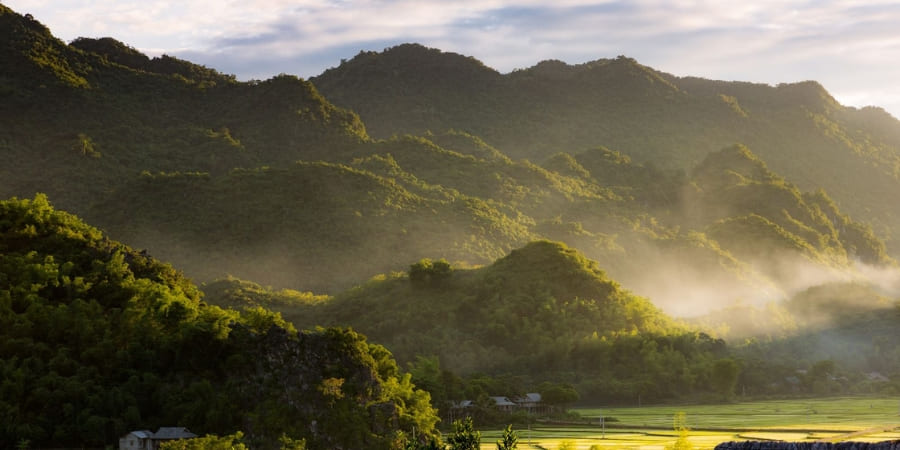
left=478, top=397, right=900, bottom=450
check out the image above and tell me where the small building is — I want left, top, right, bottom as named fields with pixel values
left=867, top=372, right=890, bottom=382
left=514, top=393, right=549, bottom=415
left=119, top=430, right=153, bottom=450
left=119, top=427, right=197, bottom=450
left=490, top=396, right=517, bottom=413
left=153, top=427, right=197, bottom=444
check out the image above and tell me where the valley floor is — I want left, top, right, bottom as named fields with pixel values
left=480, top=397, right=900, bottom=449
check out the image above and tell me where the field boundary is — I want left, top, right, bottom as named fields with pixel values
left=538, top=419, right=859, bottom=435
left=815, top=426, right=899, bottom=443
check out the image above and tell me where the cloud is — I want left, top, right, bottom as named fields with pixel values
left=4, top=0, right=900, bottom=116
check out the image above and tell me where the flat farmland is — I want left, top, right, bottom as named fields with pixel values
left=478, top=397, right=900, bottom=450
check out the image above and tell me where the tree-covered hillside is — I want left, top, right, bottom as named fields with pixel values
left=312, top=44, right=900, bottom=254
left=0, top=195, right=438, bottom=449
left=204, top=240, right=736, bottom=404
left=0, top=5, right=896, bottom=316
left=205, top=243, right=900, bottom=405
left=89, top=160, right=534, bottom=292
left=0, top=5, right=367, bottom=210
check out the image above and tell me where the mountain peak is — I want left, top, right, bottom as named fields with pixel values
left=692, top=144, right=775, bottom=189
left=484, top=240, right=619, bottom=299
left=775, top=80, right=839, bottom=112
left=69, top=37, right=151, bottom=70
left=0, top=5, right=90, bottom=89
left=318, top=42, right=500, bottom=81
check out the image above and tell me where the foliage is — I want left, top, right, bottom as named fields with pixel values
left=446, top=417, right=481, bottom=450
left=709, top=359, right=740, bottom=399
left=496, top=424, right=518, bottom=450
left=209, top=240, right=735, bottom=405
left=409, top=258, right=454, bottom=288
left=159, top=432, right=248, bottom=450
left=539, top=382, right=580, bottom=409
left=312, top=42, right=900, bottom=259
left=0, top=195, right=438, bottom=449
left=665, top=413, right=693, bottom=450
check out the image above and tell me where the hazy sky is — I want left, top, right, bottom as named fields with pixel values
left=5, top=0, right=900, bottom=117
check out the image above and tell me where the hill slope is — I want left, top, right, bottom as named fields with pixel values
left=204, top=240, right=734, bottom=403
left=89, top=160, right=534, bottom=292
left=0, top=5, right=368, bottom=211
left=0, top=194, right=438, bottom=449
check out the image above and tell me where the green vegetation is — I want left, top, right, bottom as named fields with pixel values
left=1, top=6, right=895, bottom=312
left=474, top=397, right=900, bottom=449
left=446, top=417, right=481, bottom=450
left=313, top=44, right=900, bottom=257
left=4, top=6, right=900, bottom=449
left=205, top=240, right=737, bottom=405
left=495, top=424, right=518, bottom=450
left=0, top=195, right=438, bottom=449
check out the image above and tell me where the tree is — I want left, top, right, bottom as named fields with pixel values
left=665, top=412, right=692, bottom=450
left=710, top=359, right=739, bottom=399
left=446, top=417, right=480, bottom=450
left=409, top=258, right=453, bottom=288
left=539, top=382, right=579, bottom=413
left=496, top=425, right=517, bottom=450
left=159, top=433, right=248, bottom=450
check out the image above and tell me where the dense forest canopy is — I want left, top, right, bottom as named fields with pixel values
left=0, top=195, right=438, bottom=449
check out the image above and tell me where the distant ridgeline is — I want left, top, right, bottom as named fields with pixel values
left=313, top=44, right=900, bottom=254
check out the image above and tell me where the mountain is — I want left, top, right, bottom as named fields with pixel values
left=88, top=159, right=534, bottom=292
left=0, top=194, right=438, bottom=449
left=0, top=6, right=895, bottom=316
left=203, top=240, right=733, bottom=404
left=0, top=5, right=367, bottom=211
left=312, top=44, right=900, bottom=255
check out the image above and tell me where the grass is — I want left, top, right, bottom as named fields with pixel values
left=478, top=396, right=900, bottom=450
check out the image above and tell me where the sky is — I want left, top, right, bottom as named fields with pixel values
left=4, top=0, right=900, bottom=118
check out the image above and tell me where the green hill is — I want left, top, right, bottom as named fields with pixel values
left=0, top=194, right=438, bottom=449
left=204, top=240, right=734, bottom=403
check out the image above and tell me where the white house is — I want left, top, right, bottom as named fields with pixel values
left=118, top=430, right=153, bottom=450
left=119, top=427, right=197, bottom=450
left=490, top=396, right=517, bottom=412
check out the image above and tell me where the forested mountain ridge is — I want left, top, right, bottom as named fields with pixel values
left=0, top=195, right=438, bottom=449
left=312, top=43, right=900, bottom=253
left=0, top=5, right=367, bottom=209
left=0, top=5, right=895, bottom=315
